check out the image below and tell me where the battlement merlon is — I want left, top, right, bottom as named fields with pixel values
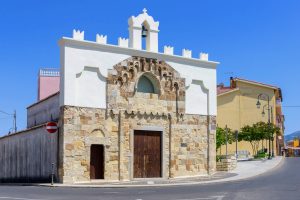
left=58, top=37, right=219, bottom=68
left=61, top=9, right=219, bottom=67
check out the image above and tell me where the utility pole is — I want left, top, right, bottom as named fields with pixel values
left=0, top=109, right=16, bottom=133
left=13, top=110, right=17, bottom=133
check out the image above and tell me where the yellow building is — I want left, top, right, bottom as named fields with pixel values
left=287, top=138, right=300, bottom=157
left=293, top=139, right=300, bottom=147
left=217, top=77, right=284, bottom=157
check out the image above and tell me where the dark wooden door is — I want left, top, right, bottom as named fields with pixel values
left=90, top=144, right=104, bottom=179
left=134, top=130, right=162, bottom=178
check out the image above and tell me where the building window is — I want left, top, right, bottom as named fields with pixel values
left=137, top=75, right=156, bottom=94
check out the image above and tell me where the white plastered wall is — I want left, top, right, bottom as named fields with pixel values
left=60, top=44, right=130, bottom=108
left=75, top=67, right=106, bottom=108
left=166, top=62, right=217, bottom=116
left=59, top=39, right=217, bottom=116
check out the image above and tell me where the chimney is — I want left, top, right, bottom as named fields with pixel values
left=230, top=77, right=236, bottom=88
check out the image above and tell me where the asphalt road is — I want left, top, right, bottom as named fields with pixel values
left=0, top=157, right=299, bottom=200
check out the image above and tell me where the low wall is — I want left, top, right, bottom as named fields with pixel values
left=27, top=92, right=59, bottom=128
left=216, top=156, right=237, bottom=171
left=0, top=125, right=58, bottom=183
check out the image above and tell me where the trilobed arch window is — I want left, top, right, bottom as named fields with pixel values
left=137, top=75, right=158, bottom=94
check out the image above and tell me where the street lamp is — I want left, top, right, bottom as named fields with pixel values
left=261, top=104, right=275, bottom=157
left=261, top=109, right=265, bottom=117
left=270, top=107, right=275, bottom=157
left=256, top=100, right=261, bottom=109
left=257, top=93, right=272, bottom=159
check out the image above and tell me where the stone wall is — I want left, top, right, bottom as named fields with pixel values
left=59, top=56, right=216, bottom=183
left=60, top=105, right=216, bottom=183
left=59, top=106, right=119, bottom=183
left=216, top=156, right=237, bottom=171
left=106, top=56, right=186, bottom=115
left=170, top=115, right=216, bottom=177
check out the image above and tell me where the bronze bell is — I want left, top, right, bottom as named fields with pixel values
left=142, top=25, right=148, bottom=38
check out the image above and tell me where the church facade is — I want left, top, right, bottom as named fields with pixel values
left=58, top=10, right=219, bottom=183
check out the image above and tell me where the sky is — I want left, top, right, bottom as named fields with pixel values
left=0, top=0, right=299, bottom=136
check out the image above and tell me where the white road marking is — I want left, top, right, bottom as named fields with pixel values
left=103, top=192, right=120, bottom=194
left=211, top=196, right=225, bottom=200
left=0, top=197, right=47, bottom=200
left=176, top=196, right=225, bottom=200
left=176, top=198, right=212, bottom=200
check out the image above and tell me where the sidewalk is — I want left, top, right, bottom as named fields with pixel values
left=42, top=156, right=283, bottom=188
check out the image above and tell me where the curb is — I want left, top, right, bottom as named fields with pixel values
left=39, top=157, right=284, bottom=188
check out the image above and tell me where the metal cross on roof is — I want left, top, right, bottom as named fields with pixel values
left=143, top=8, right=147, bottom=14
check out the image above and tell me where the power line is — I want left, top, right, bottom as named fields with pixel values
left=282, top=106, right=300, bottom=108
left=0, top=109, right=17, bottom=133
left=0, top=110, right=13, bottom=116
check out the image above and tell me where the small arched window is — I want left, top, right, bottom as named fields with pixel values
left=137, top=75, right=156, bottom=93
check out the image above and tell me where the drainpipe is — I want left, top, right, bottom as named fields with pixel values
left=174, top=83, right=179, bottom=121
left=168, top=114, right=172, bottom=178
left=118, top=110, right=122, bottom=181
left=207, top=115, right=210, bottom=175
left=56, top=125, right=60, bottom=183
left=207, top=90, right=211, bottom=175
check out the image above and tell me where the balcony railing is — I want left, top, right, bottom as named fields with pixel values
left=276, top=99, right=282, bottom=106
left=39, top=68, right=60, bottom=77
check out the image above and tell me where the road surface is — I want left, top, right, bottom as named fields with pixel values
left=0, top=158, right=299, bottom=200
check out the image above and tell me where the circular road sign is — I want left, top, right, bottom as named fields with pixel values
left=46, top=122, right=58, bottom=133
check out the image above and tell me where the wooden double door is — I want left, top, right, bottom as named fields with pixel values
left=134, top=130, right=162, bottom=178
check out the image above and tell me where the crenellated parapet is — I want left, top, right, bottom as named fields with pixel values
left=164, top=46, right=174, bottom=55
left=182, top=49, right=192, bottom=58
left=69, top=9, right=212, bottom=62
left=96, top=34, right=107, bottom=44
left=199, top=52, right=209, bottom=61
left=73, top=29, right=84, bottom=40
left=118, top=37, right=129, bottom=48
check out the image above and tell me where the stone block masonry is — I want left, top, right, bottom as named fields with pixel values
left=216, top=156, right=237, bottom=171
left=58, top=56, right=216, bottom=183
left=59, top=105, right=216, bottom=183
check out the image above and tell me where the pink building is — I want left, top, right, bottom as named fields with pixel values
left=38, top=68, right=60, bottom=100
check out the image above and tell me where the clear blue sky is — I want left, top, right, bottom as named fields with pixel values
left=0, top=0, right=299, bottom=136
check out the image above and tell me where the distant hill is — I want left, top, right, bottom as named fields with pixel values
left=285, top=131, right=300, bottom=142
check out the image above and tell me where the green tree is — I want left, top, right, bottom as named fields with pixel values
left=239, top=122, right=280, bottom=155
left=239, top=125, right=261, bottom=155
left=253, top=121, right=280, bottom=141
left=216, top=127, right=226, bottom=151
left=216, top=126, right=235, bottom=155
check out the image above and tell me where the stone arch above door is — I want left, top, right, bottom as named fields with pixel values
left=107, top=56, right=185, bottom=101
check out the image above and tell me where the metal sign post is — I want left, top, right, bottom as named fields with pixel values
left=235, top=130, right=238, bottom=159
left=51, top=163, right=54, bottom=186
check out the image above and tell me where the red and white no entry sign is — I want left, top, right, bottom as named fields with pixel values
left=46, top=122, right=58, bottom=133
